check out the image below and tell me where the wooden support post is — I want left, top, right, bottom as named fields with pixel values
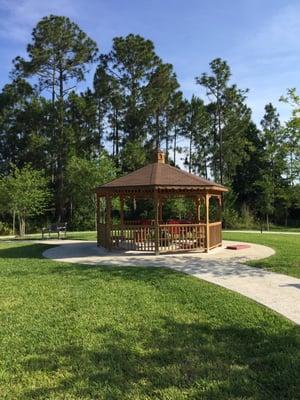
left=217, top=194, right=222, bottom=246
left=154, top=193, right=160, bottom=255
left=106, top=195, right=112, bottom=251
left=120, top=195, right=125, bottom=244
left=159, top=200, right=163, bottom=222
left=195, top=197, right=201, bottom=223
left=96, top=194, right=100, bottom=246
left=205, top=193, right=210, bottom=252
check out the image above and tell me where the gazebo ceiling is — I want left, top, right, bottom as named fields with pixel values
left=96, top=151, right=227, bottom=194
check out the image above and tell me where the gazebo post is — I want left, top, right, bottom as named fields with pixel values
left=154, top=193, right=160, bottom=255
left=205, top=193, right=210, bottom=252
left=195, top=196, right=201, bottom=223
left=105, top=195, right=112, bottom=251
left=217, top=194, right=222, bottom=221
left=96, top=193, right=100, bottom=246
left=159, top=200, right=163, bottom=222
left=120, top=195, right=125, bottom=244
left=217, top=194, right=222, bottom=245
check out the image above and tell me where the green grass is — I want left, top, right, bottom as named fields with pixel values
left=223, top=232, right=300, bottom=278
left=0, top=231, right=97, bottom=241
left=0, top=241, right=299, bottom=399
left=224, top=227, right=300, bottom=233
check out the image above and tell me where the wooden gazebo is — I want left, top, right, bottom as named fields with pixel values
left=96, top=150, right=228, bottom=255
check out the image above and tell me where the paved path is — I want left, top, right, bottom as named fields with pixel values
left=42, top=240, right=300, bottom=325
left=223, top=230, right=300, bottom=235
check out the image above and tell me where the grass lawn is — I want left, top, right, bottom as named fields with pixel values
left=223, top=232, right=300, bottom=279
left=0, top=231, right=97, bottom=241
left=0, top=242, right=299, bottom=399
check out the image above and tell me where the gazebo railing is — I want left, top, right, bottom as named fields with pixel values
left=111, top=224, right=156, bottom=251
left=101, top=222, right=222, bottom=252
left=98, top=221, right=222, bottom=253
left=158, top=223, right=206, bottom=252
left=209, top=221, right=222, bottom=249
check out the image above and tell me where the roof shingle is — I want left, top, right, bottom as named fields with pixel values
left=98, top=162, right=226, bottom=191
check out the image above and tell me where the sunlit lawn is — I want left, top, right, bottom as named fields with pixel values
left=223, top=232, right=300, bottom=279
left=0, top=241, right=299, bottom=399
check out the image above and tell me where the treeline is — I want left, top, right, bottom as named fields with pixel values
left=0, top=15, right=299, bottom=234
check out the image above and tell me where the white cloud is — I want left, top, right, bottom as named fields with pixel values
left=0, top=0, right=78, bottom=42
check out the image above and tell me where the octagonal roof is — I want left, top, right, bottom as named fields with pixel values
left=96, top=151, right=227, bottom=194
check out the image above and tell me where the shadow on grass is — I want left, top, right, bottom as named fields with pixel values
left=0, top=243, right=52, bottom=259
left=0, top=242, right=185, bottom=284
left=22, top=317, right=300, bottom=400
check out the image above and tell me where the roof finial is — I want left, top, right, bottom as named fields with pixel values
left=154, top=149, right=165, bottom=164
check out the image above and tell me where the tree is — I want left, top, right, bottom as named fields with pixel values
left=93, top=65, right=119, bottom=155
left=260, top=103, right=287, bottom=229
left=196, top=58, right=251, bottom=183
left=13, top=15, right=98, bottom=220
left=145, top=62, right=179, bottom=151
left=95, top=34, right=165, bottom=171
left=66, top=154, right=117, bottom=230
left=0, top=79, right=50, bottom=174
left=1, top=165, right=50, bottom=236
left=66, top=89, right=99, bottom=158
left=182, top=96, right=210, bottom=175
left=280, top=88, right=300, bottom=184
left=232, top=122, right=266, bottom=210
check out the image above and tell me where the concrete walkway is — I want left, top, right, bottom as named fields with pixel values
left=223, top=230, right=300, bottom=235
left=42, top=240, right=300, bottom=325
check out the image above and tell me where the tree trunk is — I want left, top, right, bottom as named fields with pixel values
left=173, top=126, right=177, bottom=165
left=115, top=108, right=119, bottom=164
left=204, top=156, right=208, bottom=180
left=217, top=98, right=223, bottom=185
left=56, top=67, right=65, bottom=222
left=165, top=122, right=169, bottom=160
left=12, top=210, right=15, bottom=236
left=18, top=216, right=26, bottom=237
left=156, top=113, right=160, bottom=149
left=189, top=134, right=192, bottom=173
left=266, top=213, right=269, bottom=231
left=97, top=100, right=103, bottom=154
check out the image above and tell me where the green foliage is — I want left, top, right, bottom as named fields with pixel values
left=66, top=154, right=117, bottom=230
left=196, top=58, right=251, bottom=184
left=280, top=88, right=300, bottom=184
left=0, top=165, right=49, bottom=236
left=13, top=15, right=98, bottom=97
left=163, top=198, right=195, bottom=220
left=120, top=140, right=147, bottom=172
left=0, top=221, right=12, bottom=235
left=0, top=16, right=299, bottom=231
left=12, top=15, right=99, bottom=220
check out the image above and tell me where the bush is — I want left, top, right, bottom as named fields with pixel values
left=0, top=221, right=12, bottom=235
left=222, top=207, right=239, bottom=229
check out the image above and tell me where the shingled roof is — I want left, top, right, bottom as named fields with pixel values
left=97, top=151, right=227, bottom=193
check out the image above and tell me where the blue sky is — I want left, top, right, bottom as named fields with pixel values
left=1, top=0, right=299, bottom=124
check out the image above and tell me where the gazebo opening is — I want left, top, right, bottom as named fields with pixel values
left=96, top=150, right=228, bottom=255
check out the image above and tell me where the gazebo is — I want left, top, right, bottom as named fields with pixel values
left=95, top=150, right=228, bottom=255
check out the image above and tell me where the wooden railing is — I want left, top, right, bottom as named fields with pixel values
left=111, top=224, right=156, bottom=251
left=97, top=221, right=222, bottom=253
left=158, top=223, right=206, bottom=252
left=209, top=221, right=222, bottom=249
